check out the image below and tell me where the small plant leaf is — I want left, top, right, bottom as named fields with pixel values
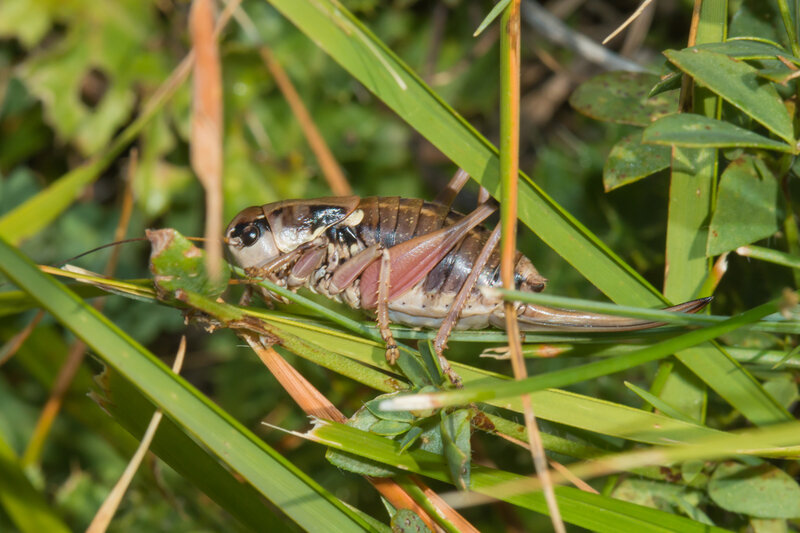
left=603, top=132, right=671, bottom=191
left=570, top=72, right=678, bottom=126
left=326, top=406, right=398, bottom=477
left=397, top=426, right=424, bottom=452
left=370, top=420, right=412, bottom=436
left=708, top=461, right=800, bottom=518
left=665, top=48, right=795, bottom=144
left=707, top=157, right=780, bottom=256
left=696, top=39, right=792, bottom=60
left=147, top=228, right=231, bottom=299
left=649, top=71, right=682, bottom=98
left=643, top=113, right=794, bottom=152
left=366, top=393, right=416, bottom=423
left=440, top=409, right=471, bottom=490
left=391, top=509, right=432, bottom=533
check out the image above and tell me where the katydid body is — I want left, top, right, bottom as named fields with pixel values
left=225, top=194, right=710, bottom=383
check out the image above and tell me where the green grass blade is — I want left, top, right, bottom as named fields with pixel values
left=230, top=305, right=721, bottom=445
left=379, top=298, right=781, bottom=414
left=2, top=323, right=291, bottom=532
left=659, top=0, right=721, bottom=425
left=737, top=245, right=800, bottom=270
left=303, top=421, right=731, bottom=533
left=263, top=0, right=666, bottom=307
left=473, top=0, right=511, bottom=36
left=0, top=237, right=376, bottom=533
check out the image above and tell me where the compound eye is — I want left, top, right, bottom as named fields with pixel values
left=241, top=224, right=260, bottom=247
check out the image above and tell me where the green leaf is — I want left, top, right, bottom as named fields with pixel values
left=570, top=71, right=679, bottom=126
left=365, top=393, right=415, bottom=423
left=707, top=157, right=780, bottom=256
left=709, top=462, right=800, bottom=518
left=696, top=39, right=792, bottom=60
left=327, top=405, right=398, bottom=477
left=440, top=409, right=471, bottom=490
left=147, top=229, right=231, bottom=299
left=473, top=0, right=511, bottom=37
left=603, top=132, right=671, bottom=191
left=665, top=48, right=795, bottom=144
left=0, top=237, right=375, bottom=532
left=391, top=509, right=432, bottom=533
left=370, top=420, right=412, bottom=436
left=643, top=114, right=794, bottom=152
left=624, top=382, right=698, bottom=424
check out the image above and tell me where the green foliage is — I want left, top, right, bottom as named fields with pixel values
left=1, top=0, right=800, bottom=531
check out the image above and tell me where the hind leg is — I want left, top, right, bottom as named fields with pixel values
left=375, top=249, right=400, bottom=365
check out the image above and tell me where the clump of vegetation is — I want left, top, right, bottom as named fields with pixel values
left=0, top=0, right=798, bottom=531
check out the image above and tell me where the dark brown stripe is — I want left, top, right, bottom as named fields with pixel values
left=378, top=196, right=400, bottom=248
left=395, top=198, right=423, bottom=243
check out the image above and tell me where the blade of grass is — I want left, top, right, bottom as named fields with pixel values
left=22, top=152, right=137, bottom=467
left=379, top=296, right=783, bottom=413
left=737, top=244, right=800, bottom=270
left=659, top=0, right=719, bottom=425
left=300, top=420, right=730, bottom=533
left=455, top=418, right=800, bottom=505
left=2, top=321, right=295, bottom=531
left=262, top=0, right=667, bottom=307
left=14, top=266, right=760, bottom=447
left=0, top=237, right=376, bottom=533
left=777, top=0, right=800, bottom=57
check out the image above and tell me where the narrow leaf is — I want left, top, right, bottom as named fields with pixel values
left=643, top=113, right=794, bottom=152
left=440, top=409, right=471, bottom=490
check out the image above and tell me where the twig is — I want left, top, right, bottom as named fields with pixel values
left=602, top=0, right=656, bottom=45
left=0, top=310, right=44, bottom=367
left=521, top=0, right=646, bottom=72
